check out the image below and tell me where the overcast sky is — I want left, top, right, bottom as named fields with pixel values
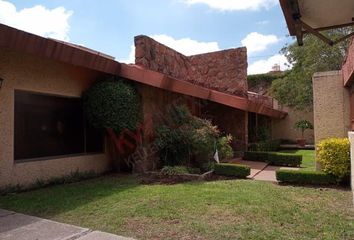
left=0, top=0, right=294, bottom=74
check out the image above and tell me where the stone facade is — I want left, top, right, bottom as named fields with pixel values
left=313, top=71, right=350, bottom=144
left=0, top=48, right=111, bottom=187
left=135, top=35, right=248, bottom=97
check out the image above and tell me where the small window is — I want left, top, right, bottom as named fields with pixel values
left=14, top=90, right=104, bottom=161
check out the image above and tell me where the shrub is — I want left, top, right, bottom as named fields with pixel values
left=160, top=166, right=190, bottom=175
left=276, top=169, right=336, bottom=185
left=154, top=105, right=233, bottom=170
left=269, top=153, right=302, bottom=167
left=214, top=163, right=250, bottom=178
left=217, top=135, right=234, bottom=161
left=243, top=152, right=302, bottom=167
left=316, top=138, right=350, bottom=182
left=249, top=139, right=280, bottom=152
left=243, top=151, right=269, bottom=161
left=83, top=79, right=142, bottom=133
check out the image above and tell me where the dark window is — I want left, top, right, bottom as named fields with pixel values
left=14, top=90, right=104, bottom=161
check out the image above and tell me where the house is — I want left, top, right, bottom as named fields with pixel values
left=0, top=23, right=286, bottom=188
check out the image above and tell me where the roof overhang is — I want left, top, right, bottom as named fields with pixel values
left=120, top=64, right=287, bottom=119
left=0, top=23, right=287, bottom=119
left=280, top=0, right=354, bottom=46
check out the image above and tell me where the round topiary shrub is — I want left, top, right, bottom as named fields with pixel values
left=316, top=138, right=350, bottom=182
left=83, top=79, right=142, bottom=133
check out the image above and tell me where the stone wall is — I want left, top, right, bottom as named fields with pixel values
left=0, top=48, right=111, bottom=187
left=135, top=35, right=248, bottom=97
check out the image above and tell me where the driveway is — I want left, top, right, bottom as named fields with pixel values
left=0, top=209, right=133, bottom=240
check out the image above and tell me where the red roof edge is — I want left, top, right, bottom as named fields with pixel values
left=0, top=23, right=121, bottom=75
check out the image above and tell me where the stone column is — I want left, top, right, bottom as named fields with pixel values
left=348, top=131, right=354, bottom=205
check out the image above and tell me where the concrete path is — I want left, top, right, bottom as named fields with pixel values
left=230, top=159, right=299, bottom=182
left=0, top=209, right=134, bottom=240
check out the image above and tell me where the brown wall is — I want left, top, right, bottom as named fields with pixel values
left=0, top=48, right=111, bottom=187
left=135, top=35, right=248, bottom=97
left=313, top=71, right=350, bottom=144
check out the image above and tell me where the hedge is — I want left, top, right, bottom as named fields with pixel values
left=214, top=163, right=250, bottom=178
left=243, top=152, right=302, bottom=167
left=249, top=139, right=281, bottom=152
left=276, top=169, right=337, bottom=185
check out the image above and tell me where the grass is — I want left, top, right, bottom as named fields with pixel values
left=277, top=149, right=316, bottom=171
left=0, top=174, right=353, bottom=240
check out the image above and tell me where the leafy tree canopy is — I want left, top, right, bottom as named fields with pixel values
left=270, top=29, right=351, bottom=110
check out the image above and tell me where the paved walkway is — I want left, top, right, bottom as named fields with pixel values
left=231, top=159, right=299, bottom=182
left=0, top=209, right=134, bottom=240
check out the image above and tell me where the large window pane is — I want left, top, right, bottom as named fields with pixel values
left=14, top=90, right=103, bottom=161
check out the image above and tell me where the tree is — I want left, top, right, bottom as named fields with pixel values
left=270, top=29, right=351, bottom=110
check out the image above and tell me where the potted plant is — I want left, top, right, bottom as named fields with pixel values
left=294, top=120, right=313, bottom=147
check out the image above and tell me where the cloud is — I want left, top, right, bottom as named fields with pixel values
left=182, top=0, right=278, bottom=11
left=121, top=34, right=220, bottom=63
left=0, top=0, right=72, bottom=41
left=241, top=32, right=280, bottom=55
left=248, top=54, right=290, bottom=75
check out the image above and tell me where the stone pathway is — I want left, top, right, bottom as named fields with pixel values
left=0, top=209, right=134, bottom=240
left=231, top=159, right=299, bottom=182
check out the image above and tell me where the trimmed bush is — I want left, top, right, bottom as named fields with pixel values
left=249, top=139, right=280, bottom=152
left=316, top=138, right=350, bottom=182
left=269, top=153, right=302, bottom=167
left=83, top=79, right=142, bottom=133
left=243, top=151, right=269, bottom=161
left=160, top=166, right=190, bottom=175
left=214, top=163, right=250, bottom=178
left=243, top=152, right=302, bottom=167
left=276, top=169, right=336, bottom=185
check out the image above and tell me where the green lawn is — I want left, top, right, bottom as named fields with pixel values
left=277, top=149, right=316, bottom=171
left=0, top=175, right=353, bottom=240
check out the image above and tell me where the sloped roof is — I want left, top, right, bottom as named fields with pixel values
left=0, top=23, right=287, bottom=119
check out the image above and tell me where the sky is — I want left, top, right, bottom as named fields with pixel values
left=0, top=0, right=295, bottom=74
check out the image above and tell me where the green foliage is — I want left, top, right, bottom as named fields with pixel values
left=247, top=72, right=287, bottom=90
left=276, top=169, right=336, bottom=185
left=83, top=79, right=142, bottom=133
left=270, top=30, right=350, bottom=110
left=249, top=139, right=280, bottom=152
left=0, top=171, right=99, bottom=195
left=243, top=152, right=302, bottom=167
left=214, top=163, right=250, bottom=178
left=217, top=135, right=234, bottom=161
left=316, top=138, right=350, bottom=182
left=154, top=105, right=233, bottom=170
left=160, top=166, right=190, bottom=175
left=294, top=120, right=313, bottom=137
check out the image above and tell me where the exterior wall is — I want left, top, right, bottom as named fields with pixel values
left=313, top=71, right=350, bottom=144
left=135, top=35, right=248, bottom=97
left=272, top=106, right=314, bottom=144
left=0, top=48, right=111, bottom=187
left=202, top=102, right=247, bottom=152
